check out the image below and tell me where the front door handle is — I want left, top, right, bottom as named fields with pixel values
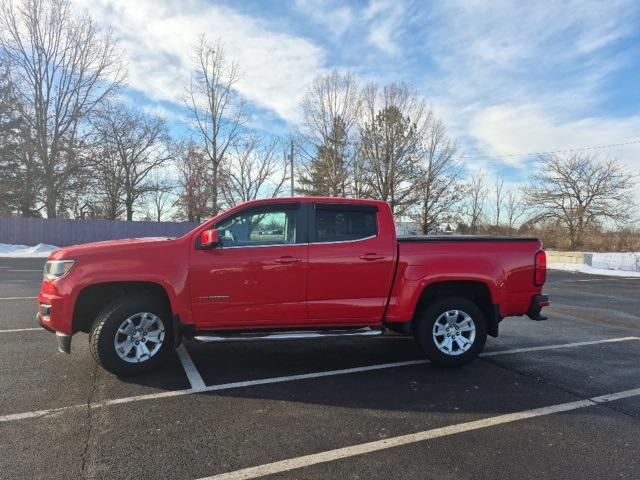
left=360, top=253, right=386, bottom=261
left=275, top=256, right=302, bottom=264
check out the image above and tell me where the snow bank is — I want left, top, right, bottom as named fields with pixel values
left=589, top=252, right=640, bottom=273
left=549, top=263, right=640, bottom=278
left=0, top=243, right=59, bottom=258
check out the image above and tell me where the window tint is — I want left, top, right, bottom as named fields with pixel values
left=216, top=209, right=297, bottom=247
left=314, top=208, right=377, bottom=243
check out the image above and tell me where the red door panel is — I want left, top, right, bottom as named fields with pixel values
left=189, top=245, right=309, bottom=329
left=307, top=206, right=396, bottom=324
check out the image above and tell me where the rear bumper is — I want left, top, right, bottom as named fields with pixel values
left=37, top=312, right=72, bottom=353
left=527, top=294, right=550, bottom=321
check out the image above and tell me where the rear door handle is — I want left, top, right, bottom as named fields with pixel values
left=360, top=253, right=386, bottom=261
left=275, top=256, right=302, bottom=264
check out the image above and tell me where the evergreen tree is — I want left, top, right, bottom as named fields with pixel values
left=297, top=116, right=350, bottom=197
left=0, top=68, right=39, bottom=216
left=359, top=104, right=423, bottom=216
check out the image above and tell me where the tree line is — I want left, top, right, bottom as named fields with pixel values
left=0, top=0, right=637, bottom=250
left=0, top=1, right=289, bottom=223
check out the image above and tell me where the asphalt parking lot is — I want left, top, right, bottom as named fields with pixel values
left=1, top=258, right=639, bottom=480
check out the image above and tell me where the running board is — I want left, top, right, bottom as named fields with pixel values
left=192, top=327, right=384, bottom=343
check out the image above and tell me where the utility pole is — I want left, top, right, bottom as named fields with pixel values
left=289, top=140, right=294, bottom=196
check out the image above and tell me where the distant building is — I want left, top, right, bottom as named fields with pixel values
left=396, top=221, right=455, bottom=236
left=396, top=221, right=420, bottom=236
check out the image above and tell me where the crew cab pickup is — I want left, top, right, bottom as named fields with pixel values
left=37, top=197, right=549, bottom=375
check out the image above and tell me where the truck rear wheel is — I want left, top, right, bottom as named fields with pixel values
left=90, top=295, right=173, bottom=376
left=414, top=297, right=487, bottom=367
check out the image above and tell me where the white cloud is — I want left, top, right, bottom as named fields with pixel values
left=294, top=0, right=354, bottom=38
left=364, top=0, right=406, bottom=56
left=424, top=0, right=637, bottom=110
left=73, top=0, right=326, bottom=124
left=469, top=105, right=640, bottom=171
left=419, top=0, right=640, bottom=177
left=294, top=0, right=407, bottom=57
left=68, top=0, right=640, bottom=200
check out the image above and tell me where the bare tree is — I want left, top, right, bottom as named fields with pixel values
left=88, top=143, right=125, bottom=219
left=185, top=36, right=244, bottom=216
left=493, top=173, right=505, bottom=227
left=359, top=83, right=429, bottom=217
left=297, top=70, right=360, bottom=197
left=505, top=190, right=527, bottom=231
left=525, top=153, right=637, bottom=249
left=417, top=119, right=463, bottom=234
left=465, top=171, right=488, bottom=234
left=220, top=136, right=287, bottom=208
left=0, top=0, right=124, bottom=217
left=174, top=142, right=211, bottom=223
left=91, top=102, right=171, bottom=220
left=143, top=171, right=175, bottom=222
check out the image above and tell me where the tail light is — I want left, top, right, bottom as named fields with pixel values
left=534, top=251, right=547, bottom=286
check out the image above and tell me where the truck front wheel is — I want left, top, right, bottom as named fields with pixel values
left=414, top=297, right=487, bottom=367
left=89, top=295, right=173, bottom=376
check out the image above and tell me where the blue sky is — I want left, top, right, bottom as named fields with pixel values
left=75, top=0, right=640, bottom=187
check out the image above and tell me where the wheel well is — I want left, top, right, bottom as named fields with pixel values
left=73, top=282, right=172, bottom=334
left=413, top=281, right=500, bottom=337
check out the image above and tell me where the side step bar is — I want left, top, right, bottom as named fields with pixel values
left=193, top=327, right=384, bottom=343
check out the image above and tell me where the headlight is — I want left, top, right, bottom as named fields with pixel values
left=43, top=260, right=76, bottom=281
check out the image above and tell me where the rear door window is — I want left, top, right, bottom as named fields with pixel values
left=313, top=205, right=377, bottom=243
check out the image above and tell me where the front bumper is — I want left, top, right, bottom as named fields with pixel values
left=527, top=294, right=550, bottom=321
left=38, top=278, right=75, bottom=334
left=37, top=312, right=72, bottom=353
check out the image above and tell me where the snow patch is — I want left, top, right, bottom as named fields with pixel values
left=549, top=263, right=640, bottom=278
left=0, top=243, right=59, bottom=258
left=589, top=252, right=640, bottom=272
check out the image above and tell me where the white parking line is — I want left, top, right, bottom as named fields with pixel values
left=480, top=337, right=639, bottom=356
left=574, top=278, right=640, bottom=282
left=8, top=269, right=42, bottom=272
left=0, top=327, right=42, bottom=333
left=176, top=343, right=206, bottom=390
left=198, top=386, right=640, bottom=480
left=0, top=336, right=637, bottom=424
left=0, top=296, right=37, bottom=300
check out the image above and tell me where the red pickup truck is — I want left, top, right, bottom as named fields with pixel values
left=37, top=197, right=549, bottom=375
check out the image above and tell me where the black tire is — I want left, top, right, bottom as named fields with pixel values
left=414, top=296, right=487, bottom=367
left=90, top=294, right=173, bottom=376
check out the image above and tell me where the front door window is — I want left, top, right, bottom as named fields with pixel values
left=217, top=209, right=297, bottom=247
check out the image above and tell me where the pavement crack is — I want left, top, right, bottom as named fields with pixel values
left=80, top=361, right=99, bottom=479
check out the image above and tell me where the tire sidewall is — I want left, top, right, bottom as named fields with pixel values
left=91, top=296, right=173, bottom=376
left=416, top=297, right=487, bottom=367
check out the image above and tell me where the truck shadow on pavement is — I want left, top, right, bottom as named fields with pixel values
left=116, top=335, right=640, bottom=416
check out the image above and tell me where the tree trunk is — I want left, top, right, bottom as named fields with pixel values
left=211, top=166, right=219, bottom=216
left=45, top=182, right=56, bottom=218
left=126, top=194, right=134, bottom=221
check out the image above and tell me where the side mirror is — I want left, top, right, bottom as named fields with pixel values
left=201, top=229, right=221, bottom=249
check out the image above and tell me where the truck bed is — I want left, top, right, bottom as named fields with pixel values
left=384, top=236, right=544, bottom=324
left=397, top=236, right=540, bottom=243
